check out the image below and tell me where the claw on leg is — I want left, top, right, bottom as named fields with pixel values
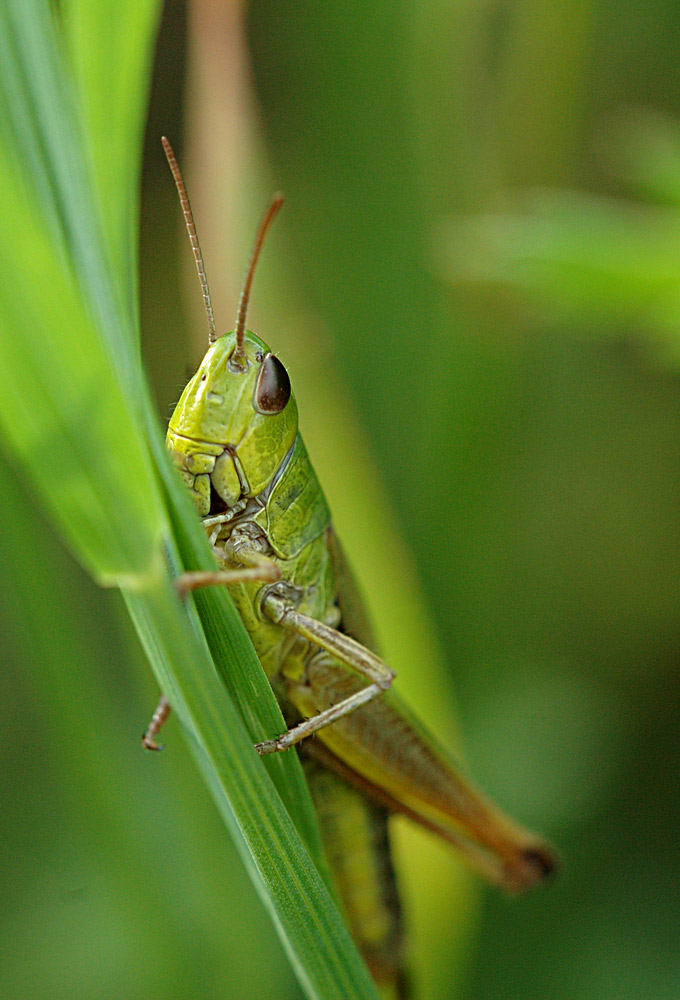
left=142, top=694, right=171, bottom=751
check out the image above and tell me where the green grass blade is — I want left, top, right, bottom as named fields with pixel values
left=0, top=146, right=162, bottom=583
left=0, top=0, right=136, bottom=385
left=0, top=3, right=379, bottom=996
left=63, top=0, right=161, bottom=329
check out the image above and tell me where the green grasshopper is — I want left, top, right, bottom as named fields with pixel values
left=145, top=137, right=556, bottom=998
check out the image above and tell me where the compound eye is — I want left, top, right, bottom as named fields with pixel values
left=253, top=353, right=291, bottom=414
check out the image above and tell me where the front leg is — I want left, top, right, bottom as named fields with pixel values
left=175, top=525, right=282, bottom=594
left=143, top=532, right=280, bottom=750
left=176, top=561, right=280, bottom=596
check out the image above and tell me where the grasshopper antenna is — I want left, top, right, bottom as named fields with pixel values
left=161, top=136, right=217, bottom=345
left=231, top=193, right=284, bottom=370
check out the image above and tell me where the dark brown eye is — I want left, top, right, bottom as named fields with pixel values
left=253, top=354, right=291, bottom=414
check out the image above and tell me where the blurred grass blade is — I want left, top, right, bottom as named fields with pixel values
left=0, top=146, right=162, bottom=584
left=443, top=191, right=680, bottom=333
left=0, top=445, right=223, bottom=983
left=601, top=107, right=680, bottom=208
left=496, top=0, right=594, bottom=186
left=0, top=0, right=137, bottom=390
left=63, top=0, right=161, bottom=328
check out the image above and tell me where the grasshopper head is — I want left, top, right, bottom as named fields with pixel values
left=167, top=330, right=298, bottom=516
left=160, top=141, right=293, bottom=518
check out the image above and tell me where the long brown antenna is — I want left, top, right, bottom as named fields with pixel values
left=231, top=194, right=284, bottom=368
left=161, top=136, right=217, bottom=345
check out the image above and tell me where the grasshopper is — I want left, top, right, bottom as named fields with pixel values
left=145, top=138, right=556, bottom=998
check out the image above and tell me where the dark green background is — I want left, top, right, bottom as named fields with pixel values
left=3, top=1, right=679, bottom=997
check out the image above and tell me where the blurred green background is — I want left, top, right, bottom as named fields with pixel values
left=3, top=1, right=680, bottom=998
